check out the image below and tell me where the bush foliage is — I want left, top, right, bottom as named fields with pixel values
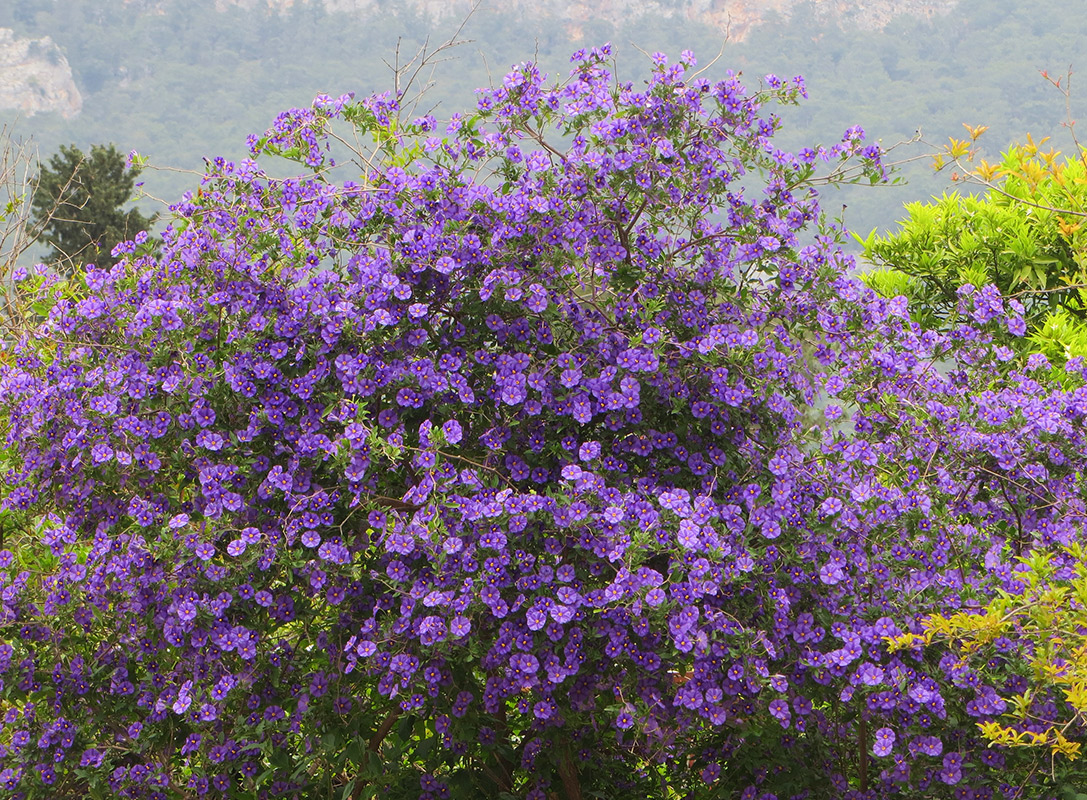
left=1, top=47, right=1086, bottom=800
left=861, top=129, right=1087, bottom=366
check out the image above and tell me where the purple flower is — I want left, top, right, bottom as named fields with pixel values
left=91, top=443, right=114, bottom=464
left=450, top=616, right=471, bottom=638
left=872, top=727, right=895, bottom=757
left=80, top=749, right=103, bottom=767
left=819, top=497, right=843, bottom=517
left=646, top=588, right=666, bottom=606
left=677, top=519, right=701, bottom=550
left=939, top=765, right=962, bottom=785
left=768, top=699, right=790, bottom=728
left=578, top=440, right=601, bottom=461
left=856, top=663, right=884, bottom=686
left=819, top=563, right=845, bottom=585
left=195, top=429, right=225, bottom=450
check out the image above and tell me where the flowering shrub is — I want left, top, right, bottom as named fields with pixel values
left=1, top=45, right=1086, bottom=800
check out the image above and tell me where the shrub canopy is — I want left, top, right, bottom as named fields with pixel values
left=1, top=46, right=1086, bottom=800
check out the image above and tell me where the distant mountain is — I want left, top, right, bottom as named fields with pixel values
left=0, top=0, right=960, bottom=122
left=2, top=0, right=1080, bottom=242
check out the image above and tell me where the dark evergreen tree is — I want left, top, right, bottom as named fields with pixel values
left=31, top=143, right=154, bottom=272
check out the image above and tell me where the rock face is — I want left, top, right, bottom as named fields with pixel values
left=682, top=0, right=956, bottom=39
left=501, top=0, right=957, bottom=41
left=0, top=28, right=82, bottom=119
left=213, top=0, right=958, bottom=41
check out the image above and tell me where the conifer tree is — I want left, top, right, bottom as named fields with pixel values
left=30, top=143, right=154, bottom=273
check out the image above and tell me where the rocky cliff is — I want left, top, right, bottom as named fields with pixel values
left=0, top=28, right=81, bottom=119
left=214, top=0, right=958, bottom=41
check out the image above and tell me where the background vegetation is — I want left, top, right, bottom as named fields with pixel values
left=1, top=0, right=1085, bottom=239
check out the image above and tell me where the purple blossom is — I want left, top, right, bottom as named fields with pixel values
left=856, top=663, right=884, bottom=686
left=818, top=563, right=845, bottom=585
left=872, top=727, right=895, bottom=757
left=442, top=419, right=463, bottom=444
left=91, top=443, right=113, bottom=464
left=768, top=699, right=790, bottom=728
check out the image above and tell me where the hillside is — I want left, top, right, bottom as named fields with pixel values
left=0, top=0, right=1082, bottom=240
left=0, top=0, right=958, bottom=123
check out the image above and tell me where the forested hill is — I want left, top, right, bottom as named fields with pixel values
left=1, top=0, right=1084, bottom=237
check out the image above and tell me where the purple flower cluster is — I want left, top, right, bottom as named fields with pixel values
left=0, top=44, right=1083, bottom=800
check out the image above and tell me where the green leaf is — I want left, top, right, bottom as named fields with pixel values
left=851, top=227, right=879, bottom=253
left=345, top=739, right=364, bottom=764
